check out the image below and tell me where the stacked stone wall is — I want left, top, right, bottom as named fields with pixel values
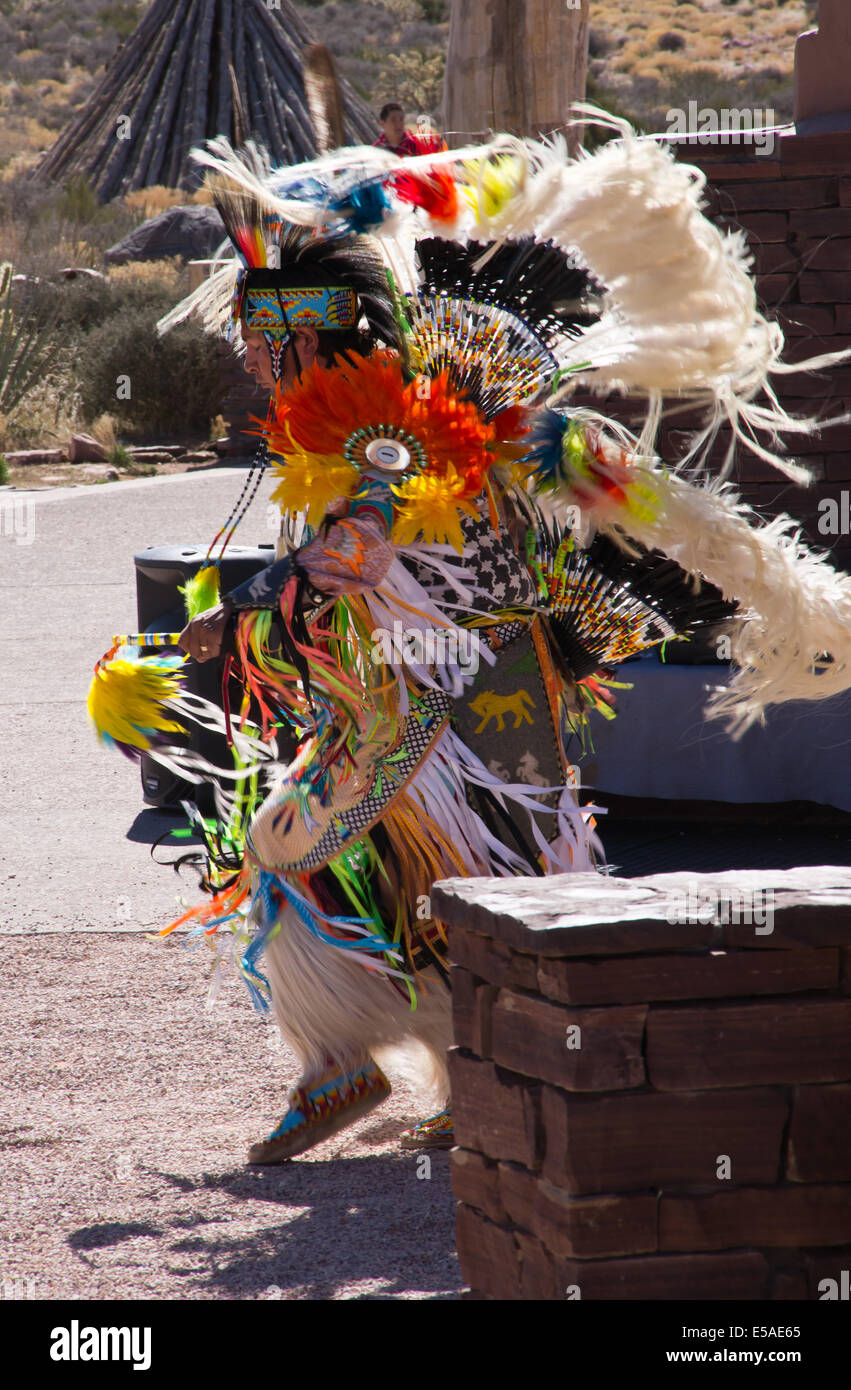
left=435, top=869, right=851, bottom=1300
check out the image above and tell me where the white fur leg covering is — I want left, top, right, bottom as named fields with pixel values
left=263, top=904, right=452, bottom=1100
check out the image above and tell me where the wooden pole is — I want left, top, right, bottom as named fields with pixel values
left=171, top=0, right=216, bottom=189
left=131, top=3, right=198, bottom=189
left=233, top=0, right=247, bottom=120
left=257, top=21, right=317, bottom=152
left=214, top=0, right=234, bottom=137
left=244, top=56, right=274, bottom=152
left=163, top=13, right=202, bottom=188
left=253, top=0, right=375, bottom=141
left=443, top=0, right=590, bottom=148
left=250, top=28, right=290, bottom=163
left=35, top=0, right=379, bottom=197
left=97, top=0, right=194, bottom=197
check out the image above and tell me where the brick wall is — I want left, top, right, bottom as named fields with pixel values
left=685, top=133, right=851, bottom=572
left=433, top=868, right=851, bottom=1300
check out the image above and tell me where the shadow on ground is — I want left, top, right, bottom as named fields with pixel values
left=147, top=1153, right=458, bottom=1299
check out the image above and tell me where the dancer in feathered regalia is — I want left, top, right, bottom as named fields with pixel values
left=89, top=114, right=851, bottom=1162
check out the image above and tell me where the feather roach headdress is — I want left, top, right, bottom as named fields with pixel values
left=407, top=236, right=597, bottom=419
left=158, top=158, right=400, bottom=359
left=182, top=115, right=851, bottom=485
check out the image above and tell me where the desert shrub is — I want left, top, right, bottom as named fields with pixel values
left=107, top=259, right=182, bottom=294
left=19, top=262, right=191, bottom=349
left=42, top=21, right=72, bottom=47
left=77, top=305, right=223, bottom=438
left=0, top=262, right=65, bottom=417
left=369, top=47, right=445, bottom=112
left=56, top=174, right=100, bottom=227
left=108, top=441, right=132, bottom=467
left=0, top=176, right=140, bottom=274
left=124, top=186, right=188, bottom=220
left=295, top=0, right=447, bottom=109
left=589, top=28, right=617, bottom=60
left=97, top=3, right=144, bottom=42
left=0, top=173, right=58, bottom=229
left=2, top=362, right=80, bottom=449
left=658, top=31, right=686, bottom=52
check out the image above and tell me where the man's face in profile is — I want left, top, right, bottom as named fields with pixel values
left=241, top=325, right=323, bottom=395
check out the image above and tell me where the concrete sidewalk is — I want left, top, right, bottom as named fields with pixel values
left=0, top=472, right=460, bottom=1301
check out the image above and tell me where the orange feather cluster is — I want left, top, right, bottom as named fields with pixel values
left=268, top=351, right=496, bottom=500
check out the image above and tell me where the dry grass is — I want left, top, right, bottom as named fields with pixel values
left=589, top=0, right=817, bottom=127
left=90, top=412, right=119, bottom=450
left=106, top=257, right=182, bottom=292
left=123, top=185, right=213, bottom=218
left=0, top=1, right=821, bottom=169
left=1, top=365, right=82, bottom=451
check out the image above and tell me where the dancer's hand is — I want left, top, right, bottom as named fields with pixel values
left=178, top=599, right=233, bottom=662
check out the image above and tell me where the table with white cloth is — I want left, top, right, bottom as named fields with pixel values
left=579, top=658, right=851, bottom=812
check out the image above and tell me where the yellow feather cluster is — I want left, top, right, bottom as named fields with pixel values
left=87, top=657, right=186, bottom=751
left=391, top=464, right=479, bottom=552
left=269, top=452, right=360, bottom=526
left=461, top=155, right=526, bottom=221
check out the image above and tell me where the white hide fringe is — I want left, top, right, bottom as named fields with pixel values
left=140, top=692, right=276, bottom=786
left=364, top=554, right=495, bottom=703
left=404, top=726, right=604, bottom=877
left=262, top=901, right=452, bottom=1100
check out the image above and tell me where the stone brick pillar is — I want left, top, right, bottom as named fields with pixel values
left=434, top=868, right=851, bottom=1300
left=795, top=0, right=851, bottom=124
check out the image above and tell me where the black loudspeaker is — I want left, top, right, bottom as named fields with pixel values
left=134, top=544, right=277, bottom=809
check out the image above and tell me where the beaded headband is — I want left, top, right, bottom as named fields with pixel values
left=243, top=283, right=359, bottom=338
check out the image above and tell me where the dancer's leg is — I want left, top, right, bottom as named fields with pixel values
left=249, top=905, right=452, bottom=1162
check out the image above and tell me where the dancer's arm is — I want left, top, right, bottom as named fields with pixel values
left=179, top=481, right=396, bottom=661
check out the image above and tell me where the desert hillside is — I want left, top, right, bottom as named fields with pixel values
left=0, top=0, right=822, bottom=174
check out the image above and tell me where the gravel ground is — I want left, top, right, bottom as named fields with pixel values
left=0, top=470, right=461, bottom=1302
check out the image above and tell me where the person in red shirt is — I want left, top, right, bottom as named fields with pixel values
left=373, top=102, right=420, bottom=157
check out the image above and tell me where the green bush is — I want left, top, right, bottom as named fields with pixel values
left=0, top=455, right=8, bottom=485
left=97, top=3, right=143, bottom=41
left=77, top=305, right=223, bottom=438
left=24, top=271, right=180, bottom=342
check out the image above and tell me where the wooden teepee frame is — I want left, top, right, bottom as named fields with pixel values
left=35, top=0, right=378, bottom=200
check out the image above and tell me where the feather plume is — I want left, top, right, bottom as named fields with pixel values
left=88, top=654, right=187, bottom=756
left=181, top=564, right=221, bottom=622
left=175, top=124, right=851, bottom=482
left=303, top=43, right=345, bottom=155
